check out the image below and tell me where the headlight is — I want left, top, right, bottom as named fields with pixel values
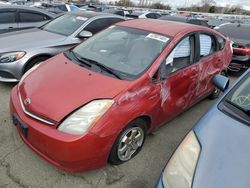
left=162, top=131, right=201, bottom=188
left=58, top=99, right=114, bottom=135
left=0, top=52, right=26, bottom=63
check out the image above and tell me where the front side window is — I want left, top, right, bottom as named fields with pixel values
left=163, top=36, right=193, bottom=75
left=199, top=34, right=216, bottom=57
left=0, top=12, right=15, bottom=24
left=41, top=14, right=87, bottom=36
left=72, top=26, right=170, bottom=80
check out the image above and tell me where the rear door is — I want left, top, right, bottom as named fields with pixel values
left=17, top=10, right=51, bottom=30
left=0, top=9, right=18, bottom=34
left=193, top=32, right=221, bottom=101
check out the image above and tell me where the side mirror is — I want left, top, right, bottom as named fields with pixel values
left=213, top=74, right=230, bottom=92
left=78, top=30, right=93, bottom=39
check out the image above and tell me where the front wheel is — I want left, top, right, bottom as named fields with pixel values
left=108, top=119, right=147, bottom=165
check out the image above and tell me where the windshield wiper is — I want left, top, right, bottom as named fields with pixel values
left=79, top=57, right=121, bottom=79
left=70, top=51, right=92, bottom=68
left=225, top=99, right=250, bottom=116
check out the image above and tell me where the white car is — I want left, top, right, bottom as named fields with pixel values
left=126, top=11, right=161, bottom=19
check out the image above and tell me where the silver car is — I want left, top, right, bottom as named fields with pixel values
left=0, top=5, right=56, bottom=34
left=0, top=11, right=125, bottom=82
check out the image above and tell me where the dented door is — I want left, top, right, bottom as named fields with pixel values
left=155, top=35, right=200, bottom=123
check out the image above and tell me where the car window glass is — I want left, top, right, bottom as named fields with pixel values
left=219, top=72, right=250, bottom=124
left=73, top=26, right=169, bottom=79
left=217, top=36, right=225, bottom=50
left=230, top=76, right=250, bottom=110
left=164, top=36, right=192, bottom=75
left=0, top=12, right=15, bottom=23
left=146, top=13, right=155, bottom=18
left=42, top=14, right=87, bottom=36
left=19, top=12, right=49, bottom=22
left=84, top=18, right=123, bottom=34
left=58, top=5, right=67, bottom=11
left=69, top=5, right=78, bottom=11
left=199, top=34, right=215, bottom=57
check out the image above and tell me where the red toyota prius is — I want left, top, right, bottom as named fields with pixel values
left=10, top=19, right=232, bottom=172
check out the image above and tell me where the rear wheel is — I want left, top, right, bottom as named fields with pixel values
left=108, top=119, right=147, bottom=165
left=24, top=56, right=50, bottom=73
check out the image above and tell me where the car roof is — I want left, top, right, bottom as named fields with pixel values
left=0, top=5, right=56, bottom=17
left=116, top=19, right=212, bottom=37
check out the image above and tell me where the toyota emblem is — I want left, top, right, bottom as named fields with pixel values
left=24, top=98, right=31, bottom=106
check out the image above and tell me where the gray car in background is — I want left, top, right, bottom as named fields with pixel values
left=0, top=5, right=56, bottom=34
left=0, top=11, right=125, bottom=82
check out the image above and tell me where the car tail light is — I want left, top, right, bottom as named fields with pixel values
left=233, top=44, right=250, bottom=56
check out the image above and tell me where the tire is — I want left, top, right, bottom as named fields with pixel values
left=208, top=71, right=227, bottom=100
left=24, top=56, right=50, bottom=73
left=108, top=119, right=147, bottom=165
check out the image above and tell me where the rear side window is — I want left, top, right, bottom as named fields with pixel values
left=217, top=36, right=225, bottom=50
left=0, top=12, right=15, bottom=23
left=146, top=13, right=160, bottom=19
left=19, top=12, right=50, bottom=22
left=58, top=5, right=67, bottom=11
left=199, top=34, right=216, bottom=57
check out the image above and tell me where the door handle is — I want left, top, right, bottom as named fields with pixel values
left=8, top=27, right=13, bottom=29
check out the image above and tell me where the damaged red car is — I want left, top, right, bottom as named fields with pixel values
left=10, top=19, right=232, bottom=172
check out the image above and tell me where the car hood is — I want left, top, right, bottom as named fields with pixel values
left=18, top=53, right=130, bottom=124
left=192, top=108, right=250, bottom=188
left=0, top=28, right=67, bottom=53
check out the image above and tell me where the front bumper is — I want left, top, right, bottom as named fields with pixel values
left=0, top=56, right=29, bottom=82
left=10, top=86, right=115, bottom=172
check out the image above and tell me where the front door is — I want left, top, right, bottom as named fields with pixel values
left=156, top=34, right=200, bottom=124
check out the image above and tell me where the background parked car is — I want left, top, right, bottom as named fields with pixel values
left=126, top=11, right=161, bottom=19
left=37, top=3, right=79, bottom=14
left=103, top=8, right=129, bottom=17
left=0, top=5, right=55, bottom=34
left=157, top=69, right=250, bottom=188
left=216, top=23, right=250, bottom=73
left=159, top=15, right=209, bottom=27
left=8, top=0, right=32, bottom=6
left=0, top=11, right=125, bottom=82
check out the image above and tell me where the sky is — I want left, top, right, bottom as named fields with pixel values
left=162, top=0, right=250, bottom=10
left=103, top=0, right=250, bottom=11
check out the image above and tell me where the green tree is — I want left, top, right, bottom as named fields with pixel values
left=115, top=0, right=134, bottom=6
